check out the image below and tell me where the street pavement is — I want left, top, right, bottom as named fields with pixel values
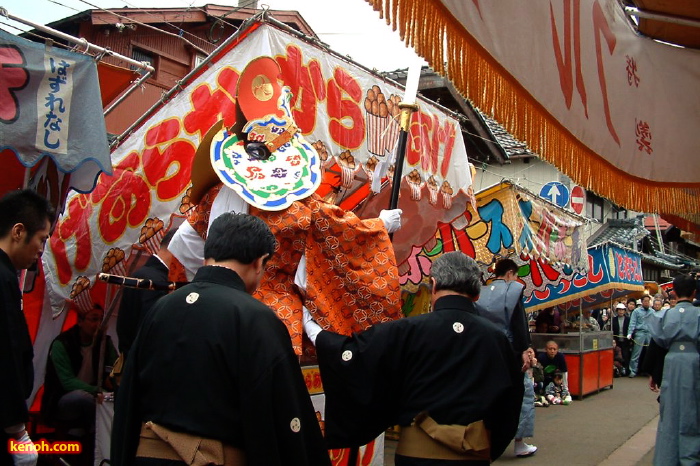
left=384, top=375, right=660, bottom=465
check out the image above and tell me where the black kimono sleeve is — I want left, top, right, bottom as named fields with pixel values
left=237, top=315, right=331, bottom=466
left=316, top=322, right=406, bottom=448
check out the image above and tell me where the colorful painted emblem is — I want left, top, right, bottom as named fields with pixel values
left=210, top=57, right=322, bottom=211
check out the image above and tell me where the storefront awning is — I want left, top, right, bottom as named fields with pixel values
left=524, top=242, right=645, bottom=313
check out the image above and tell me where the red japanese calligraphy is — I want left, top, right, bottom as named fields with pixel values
left=625, top=55, right=640, bottom=87
left=183, top=83, right=237, bottom=137
left=550, top=0, right=588, bottom=117
left=404, top=111, right=456, bottom=179
left=635, top=119, right=652, bottom=154
left=550, top=0, right=619, bottom=145
left=592, top=1, right=619, bottom=145
left=327, top=67, right=364, bottom=149
left=142, top=119, right=197, bottom=200
left=50, top=194, right=93, bottom=285
left=277, top=45, right=326, bottom=134
left=0, top=45, right=28, bottom=123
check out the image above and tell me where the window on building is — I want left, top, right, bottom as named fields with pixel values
left=131, top=48, right=154, bottom=76
left=612, top=205, right=628, bottom=219
left=586, top=191, right=604, bottom=221
left=194, top=54, right=208, bottom=69
left=643, top=267, right=660, bottom=282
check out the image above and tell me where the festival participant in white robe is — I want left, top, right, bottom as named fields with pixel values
left=167, top=57, right=403, bottom=358
left=645, top=274, right=700, bottom=466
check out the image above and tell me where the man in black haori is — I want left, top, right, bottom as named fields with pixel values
left=305, top=252, right=522, bottom=465
left=112, top=213, right=330, bottom=466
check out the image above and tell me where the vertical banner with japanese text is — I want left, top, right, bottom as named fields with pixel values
left=0, top=29, right=111, bottom=194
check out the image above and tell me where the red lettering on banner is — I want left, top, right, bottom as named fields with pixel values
left=550, top=0, right=589, bottom=117
left=142, top=119, right=197, bottom=200
left=625, top=55, right=640, bottom=87
left=635, top=119, right=652, bottom=154
left=277, top=46, right=322, bottom=134
left=308, top=60, right=326, bottom=102
left=50, top=195, right=93, bottom=285
left=142, top=141, right=196, bottom=200
left=425, top=114, right=440, bottom=174
left=327, top=67, right=364, bottom=149
left=550, top=1, right=619, bottom=145
left=541, top=258, right=562, bottom=282
left=0, top=45, right=28, bottom=122
left=216, top=67, right=239, bottom=97
left=97, top=152, right=151, bottom=243
left=183, top=84, right=237, bottom=136
left=406, top=111, right=431, bottom=166
left=144, top=118, right=179, bottom=148
left=588, top=254, right=604, bottom=283
left=438, top=121, right=456, bottom=179
left=592, top=0, right=619, bottom=145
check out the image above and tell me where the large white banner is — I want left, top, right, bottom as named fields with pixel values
left=366, top=0, right=700, bottom=228
left=29, top=21, right=473, bottom=401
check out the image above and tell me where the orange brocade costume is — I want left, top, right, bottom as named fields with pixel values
left=171, top=184, right=402, bottom=355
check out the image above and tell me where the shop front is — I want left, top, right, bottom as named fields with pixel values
left=525, top=243, right=646, bottom=397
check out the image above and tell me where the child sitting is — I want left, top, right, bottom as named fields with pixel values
left=531, top=359, right=549, bottom=407
left=545, top=371, right=572, bottom=405
left=612, top=339, right=627, bottom=377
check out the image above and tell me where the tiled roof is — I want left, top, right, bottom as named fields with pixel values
left=478, top=113, right=536, bottom=158
left=589, top=219, right=686, bottom=270
left=588, top=219, right=649, bottom=249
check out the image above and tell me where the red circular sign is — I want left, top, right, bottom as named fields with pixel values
left=570, top=185, right=586, bottom=215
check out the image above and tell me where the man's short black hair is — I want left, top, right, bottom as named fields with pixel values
left=431, top=251, right=482, bottom=297
left=204, top=213, right=276, bottom=265
left=626, top=298, right=637, bottom=305
left=494, top=258, right=519, bottom=278
left=0, top=189, right=55, bottom=238
left=672, top=274, right=697, bottom=299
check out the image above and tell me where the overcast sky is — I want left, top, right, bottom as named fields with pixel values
left=1, top=0, right=426, bottom=72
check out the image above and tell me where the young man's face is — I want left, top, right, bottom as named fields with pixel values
left=12, top=219, right=51, bottom=270
left=642, top=296, right=651, bottom=309
left=78, top=309, right=104, bottom=339
left=546, top=343, right=558, bottom=358
left=627, top=301, right=636, bottom=312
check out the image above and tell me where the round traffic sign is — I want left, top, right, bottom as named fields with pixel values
left=570, top=185, right=586, bottom=215
left=539, top=181, right=569, bottom=208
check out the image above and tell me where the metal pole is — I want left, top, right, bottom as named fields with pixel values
left=624, top=6, right=700, bottom=29
left=0, top=7, right=154, bottom=73
left=103, top=69, right=153, bottom=117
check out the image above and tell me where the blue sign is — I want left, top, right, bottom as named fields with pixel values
left=539, top=181, right=569, bottom=207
